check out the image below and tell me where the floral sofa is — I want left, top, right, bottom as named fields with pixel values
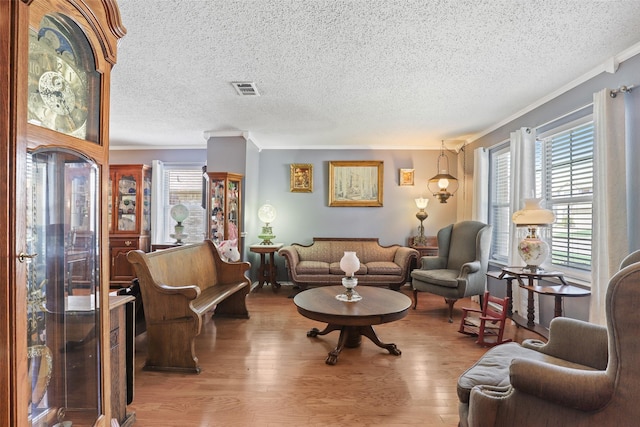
left=278, top=237, right=419, bottom=290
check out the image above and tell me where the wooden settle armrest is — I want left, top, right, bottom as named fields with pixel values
left=212, top=257, right=252, bottom=287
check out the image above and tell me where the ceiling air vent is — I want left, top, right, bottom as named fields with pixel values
left=231, top=81, right=260, bottom=96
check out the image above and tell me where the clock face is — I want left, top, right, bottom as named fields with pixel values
left=28, top=16, right=91, bottom=139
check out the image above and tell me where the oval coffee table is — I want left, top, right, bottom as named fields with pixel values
left=293, top=285, right=411, bottom=365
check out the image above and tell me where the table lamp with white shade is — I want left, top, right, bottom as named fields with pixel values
left=512, top=198, right=555, bottom=271
left=257, top=201, right=276, bottom=245
left=336, top=251, right=362, bottom=302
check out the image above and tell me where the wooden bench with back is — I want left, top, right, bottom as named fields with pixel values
left=127, top=240, right=251, bottom=373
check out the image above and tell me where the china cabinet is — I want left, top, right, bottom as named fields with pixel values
left=109, top=164, right=151, bottom=288
left=0, top=0, right=126, bottom=426
left=205, top=172, right=243, bottom=247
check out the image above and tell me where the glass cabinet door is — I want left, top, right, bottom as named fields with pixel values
left=26, top=149, right=101, bottom=426
left=206, top=172, right=242, bottom=244
left=227, top=178, right=240, bottom=238
left=209, top=178, right=225, bottom=243
left=117, top=174, right=137, bottom=232
left=142, top=173, right=151, bottom=233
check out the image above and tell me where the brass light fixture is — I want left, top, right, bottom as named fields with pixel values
left=428, top=141, right=459, bottom=203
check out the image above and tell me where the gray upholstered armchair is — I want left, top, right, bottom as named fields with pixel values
left=462, top=255, right=640, bottom=427
left=410, top=221, right=492, bottom=322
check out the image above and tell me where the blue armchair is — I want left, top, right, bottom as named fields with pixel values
left=410, top=221, right=492, bottom=322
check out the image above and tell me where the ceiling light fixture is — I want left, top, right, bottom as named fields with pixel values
left=428, top=141, right=459, bottom=203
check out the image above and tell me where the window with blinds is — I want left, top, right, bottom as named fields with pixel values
left=540, top=121, right=594, bottom=271
left=488, top=143, right=511, bottom=263
left=161, top=165, right=206, bottom=243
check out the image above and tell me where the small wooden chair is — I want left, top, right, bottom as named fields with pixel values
left=458, top=291, right=512, bottom=347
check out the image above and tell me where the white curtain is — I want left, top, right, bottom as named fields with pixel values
left=508, top=127, right=537, bottom=318
left=472, top=147, right=488, bottom=223
left=590, top=88, right=640, bottom=325
left=150, top=160, right=165, bottom=245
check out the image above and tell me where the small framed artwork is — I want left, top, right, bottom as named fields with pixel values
left=399, top=168, right=414, bottom=186
left=328, top=160, right=384, bottom=207
left=290, top=163, right=313, bottom=192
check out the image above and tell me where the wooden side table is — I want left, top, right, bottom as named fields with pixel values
left=492, top=267, right=590, bottom=339
left=407, top=236, right=438, bottom=257
left=407, top=236, right=437, bottom=271
left=249, top=243, right=283, bottom=292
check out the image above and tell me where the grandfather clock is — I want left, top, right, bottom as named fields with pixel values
left=0, top=1, right=125, bottom=426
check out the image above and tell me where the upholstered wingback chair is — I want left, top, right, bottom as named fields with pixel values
left=465, top=256, right=640, bottom=427
left=410, top=221, right=492, bottom=322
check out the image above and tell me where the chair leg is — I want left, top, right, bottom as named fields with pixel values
left=413, top=289, right=418, bottom=309
left=444, top=298, right=457, bottom=323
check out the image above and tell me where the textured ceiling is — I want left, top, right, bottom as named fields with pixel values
left=109, top=0, right=640, bottom=150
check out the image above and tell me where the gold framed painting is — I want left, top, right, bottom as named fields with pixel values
left=399, top=168, right=414, bottom=186
left=328, top=160, right=383, bottom=207
left=290, top=163, right=313, bottom=192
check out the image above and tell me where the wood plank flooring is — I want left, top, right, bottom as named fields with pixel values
left=129, top=284, right=541, bottom=427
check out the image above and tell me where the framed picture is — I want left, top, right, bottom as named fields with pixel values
left=290, top=163, right=313, bottom=192
left=399, top=168, right=414, bottom=186
left=328, top=160, right=383, bottom=207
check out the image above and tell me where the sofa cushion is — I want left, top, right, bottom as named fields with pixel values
left=457, top=342, right=599, bottom=404
left=296, top=260, right=330, bottom=275
left=411, top=269, right=459, bottom=288
left=365, top=261, right=402, bottom=275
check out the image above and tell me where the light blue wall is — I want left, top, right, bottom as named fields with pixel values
left=245, top=148, right=455, bottom=280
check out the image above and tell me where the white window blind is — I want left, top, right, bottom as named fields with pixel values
left=160, top=165, right=206, bottom=244
left=488, top=143, right=511, bottom=263
left=541, top=121, right=594, bottom=271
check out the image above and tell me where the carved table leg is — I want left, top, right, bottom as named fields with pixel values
left=308, top=323, right=402, bottom=365
left=526, top=288, right=535, bottom=328
left=360, top=325, right=401, bottom=356
left=307, top=323, right=341, bottom=337
left=326, top=327, right=350, bottom=365
left=505, top=277, right=514, bottom=317
left=554, top=295, right=563, bottom=318
left=268, top=252, right=281, bottom=291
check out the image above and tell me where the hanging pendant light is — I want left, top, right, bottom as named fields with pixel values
left=428, top=141, right=459, bottom=203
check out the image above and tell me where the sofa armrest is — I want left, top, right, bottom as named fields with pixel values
left=393, top=246, right=419, bottom=269
left=522, top=317, right=608, bottom=370
left=278, top=245, right=300, bottom=267
left=510, top=358, right=613, bottom=411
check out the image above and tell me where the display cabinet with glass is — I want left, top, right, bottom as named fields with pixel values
left=109, top=164, right=151, bottom=287
left=205, top=172, right=243, bottom=247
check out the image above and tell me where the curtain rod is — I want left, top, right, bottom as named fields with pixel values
left=610, top=84, right=636, bottom=98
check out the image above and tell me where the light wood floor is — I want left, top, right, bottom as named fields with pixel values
left=129, top=284, right=541, bottom=427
